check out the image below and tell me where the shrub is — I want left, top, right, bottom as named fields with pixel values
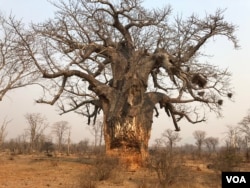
left=148, top=150, right=184, bottom=187
left=213, top=148, right=242, bottom=172
left=93, top=155, right=119, bottom=181
left=78, top=171, right=97, bottom=188
left=77, top=155, right=119, bottom=188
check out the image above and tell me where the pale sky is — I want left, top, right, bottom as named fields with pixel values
left=0, top=0, right=249, bottom=146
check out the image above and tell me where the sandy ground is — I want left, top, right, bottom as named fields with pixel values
left=1, top=153, right=249, bottom=188
left=0, top=154, right=84, bottom=188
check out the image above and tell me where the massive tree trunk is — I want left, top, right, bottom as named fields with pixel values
left=86, top=40, right=177, bottom=168
left=102, top=89, right=155, bottom=168
left=97, top=51, right=156, bottom=168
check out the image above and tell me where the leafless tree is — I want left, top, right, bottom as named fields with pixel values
left=66, top=126, right=71, bottom=155
left=193, top=130, right=206, bottom=156
left=224, top=125, right=241, bottom=150
left=161, top=129, right=181, bottom=152
left=24, top=113, right=48, bottom=152
left=88, top=119, right=103, bottom=149
left=9, top=133, right=29, bottom=154
left=204, top=136, right=219, bottom=153
left=0, top=14, right=39, bottom=101
left=238, top=110, right=250, bottom=159
left=154, top=138, right=163, bottom=149
left=239, top=110, right=250, bottom=145
left=1, top=0, right=238, bottom=164
left=51, top=121, right=70, bottom=152
left=0, top=117, right=11, bottom=150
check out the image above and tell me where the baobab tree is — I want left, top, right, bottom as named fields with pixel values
left=0, top=0, right=238, bottom=165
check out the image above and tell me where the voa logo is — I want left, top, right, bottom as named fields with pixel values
left=226, top=176, right=246, bottom=184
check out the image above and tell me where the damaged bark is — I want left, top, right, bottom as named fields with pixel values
left=97, top=56, right=157, bottom=167
left=103, top=91, right=155, bottom=167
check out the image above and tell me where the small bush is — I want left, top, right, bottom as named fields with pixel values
left=77, top=155, right=119, bottom=188
left=93, top=155, right=119, bottom=181
left=79, top=155, right=118, bottom=188
left=78, top=173, right=97, bottom=188
left=148, top=150, right=184, bottom=187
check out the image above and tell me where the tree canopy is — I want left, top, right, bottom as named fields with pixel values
left=0, top=0, right=238, bottom=131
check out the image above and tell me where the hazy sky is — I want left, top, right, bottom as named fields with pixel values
left=0, top=0, right=249, bottom=145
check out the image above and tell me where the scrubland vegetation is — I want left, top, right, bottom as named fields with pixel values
left=1, top=112, right=250, bottom=188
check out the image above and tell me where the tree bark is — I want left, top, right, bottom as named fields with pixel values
left=101, top=85, right=156, bottom=168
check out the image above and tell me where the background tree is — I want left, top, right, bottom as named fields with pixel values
left=41, top=141, right=55, bottom=156
left=224, top=125, right=241, bottom=150
left=238, top=110, right=250, bottom=160
left=239, top=110, right=250, bottom=145
left=87, top=119, right=103, bottom=149
left=0, top=117, right=11, bottom=150
left=66, top=126, right=71, bottom=155
left=25, top=113, right=48, bottom=152
left=193, top=130, right=206, bottom=156
left=1, top=0, right=238, bottom=165
left=204, top=137, right=219, bottom=154
left=10, top=133, right=29, bottom=154
left=161, top=129, right=181, bottom=153
left=51, top=121, right=70, bottom=152
left=76, top=139, right=89, bottom=154
left=211, top=126, right=243, bottom=172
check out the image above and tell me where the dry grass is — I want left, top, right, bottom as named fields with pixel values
left=0, top=153, right=85, bottom=188
left=0, top=152, right=250, bottom=188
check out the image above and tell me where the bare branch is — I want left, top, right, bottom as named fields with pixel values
left=1, top=0, right=237, bottom=135
left=0, top=14, right=40, bottom=100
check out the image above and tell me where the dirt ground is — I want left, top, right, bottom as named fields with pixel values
left=0, top=152, right=249, bottom=188
left=0, top=154, right=84, bottom=188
